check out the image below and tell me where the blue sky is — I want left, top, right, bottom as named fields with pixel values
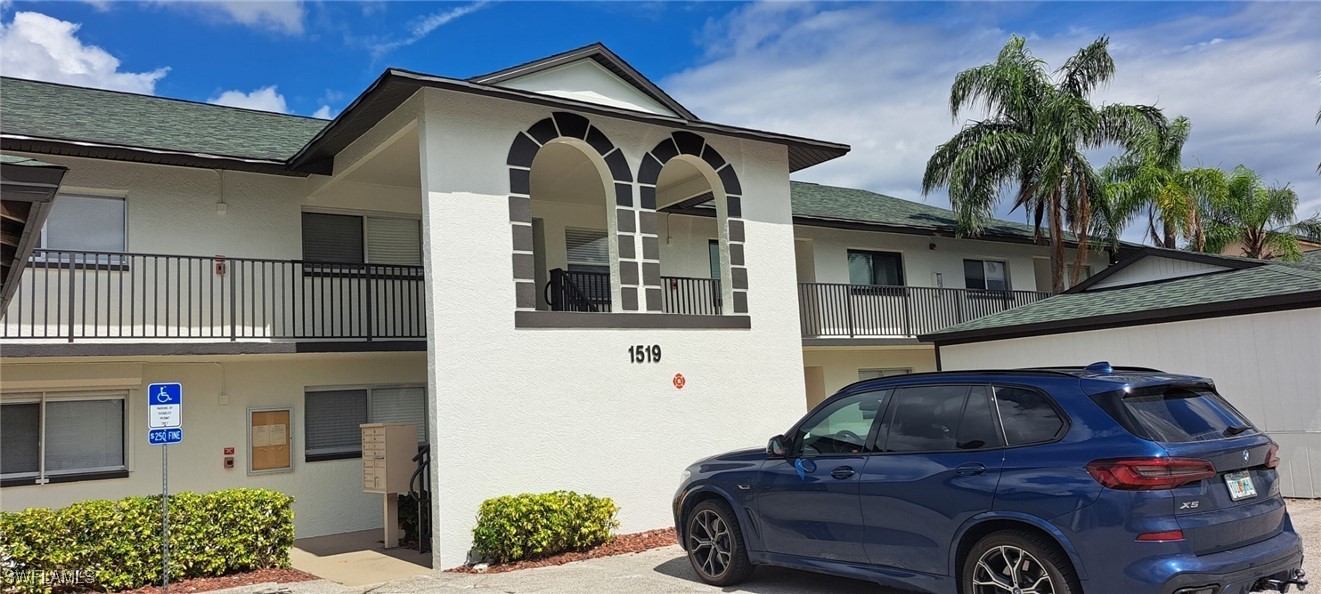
left=2, top=1, right=1318, bottom=242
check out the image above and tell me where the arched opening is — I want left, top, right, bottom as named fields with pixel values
left=653, top=155, right=727, bottom=315
left=528, top=138, right=616, bottom=312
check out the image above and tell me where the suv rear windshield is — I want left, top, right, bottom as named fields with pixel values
left=1094, top=386, right=1256, bottom=443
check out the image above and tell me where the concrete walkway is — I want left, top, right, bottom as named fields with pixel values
left=227, top=499, right=1318, bottom=594
left=289, top=529, right=431, bottom=587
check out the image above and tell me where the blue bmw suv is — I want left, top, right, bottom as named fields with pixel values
left=673, top=364, right=1307, bottom=594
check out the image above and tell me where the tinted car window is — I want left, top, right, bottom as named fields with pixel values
left=1119, top=387, right=1255, bottom=443
left=957, top=386, right=1002, bottom=450
left=796, top=390, right=889, bottom=456
left=884, top=385, right=969, bottom=453
left=995, top=386, right=1065, bottom=445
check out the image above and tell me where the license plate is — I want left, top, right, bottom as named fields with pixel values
left=1225, top=470, right=1257, bottom=501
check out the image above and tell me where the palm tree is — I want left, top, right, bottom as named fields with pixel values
left=1202, top=166, right=1321, bottom=261
left=1101, top=116, right=1227, bottom=250
left=923, top=35, right=1163, bottom=292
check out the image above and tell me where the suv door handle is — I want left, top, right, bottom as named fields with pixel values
left=955, top=462, right=987, bottom=477
left=831, top=466, right=856, bottom=480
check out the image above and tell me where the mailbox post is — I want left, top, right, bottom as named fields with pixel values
left=360, top=423, right=418, bottom=549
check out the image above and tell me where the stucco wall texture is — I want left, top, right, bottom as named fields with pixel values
left=416, top=88, right=809, bottom=566
left=938, top=308, right=1321, bottom=498
left=0, top=352, right=428, bottom=538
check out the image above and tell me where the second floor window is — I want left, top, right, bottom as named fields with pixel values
left=848, top=250, right=904, bottom=286
left=40, top=194, right=126, bottom=255
left=964, top=259, right=1009, bottom=291
left=564, top=228, right=609, bottom=274
left=302, top=212, right=421, bottom=266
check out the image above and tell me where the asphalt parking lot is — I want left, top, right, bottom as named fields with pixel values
left=229, top=498, right=1318, bottom=594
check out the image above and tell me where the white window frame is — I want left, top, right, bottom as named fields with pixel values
left=301, top=207, right=423, bottom=266
left=859, top=368, right=913, bottom=380
left=36, top=193, right=128, bottom=265
left=0, top=390, right=129, bottom=485
left=303, top=384, right=427, bottom=462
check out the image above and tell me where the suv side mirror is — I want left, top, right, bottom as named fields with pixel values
left=767, top=435, right=787, bottom=458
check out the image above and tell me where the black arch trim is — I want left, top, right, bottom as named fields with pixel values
left=651, top=137, right=679, bottom=163
left=672, top=131, right=705, bottom=156
left=585, top=126, right=614, bottom=155
left=527, top=118, right=559, bottom=144
left=553, top=112, right=590, bottom=140
left=507, top=132, right=540, bottom=168
left=638, top=153, right=663, bottom=186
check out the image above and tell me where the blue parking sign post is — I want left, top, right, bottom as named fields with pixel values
left=147, top=383, right=182, bottom=592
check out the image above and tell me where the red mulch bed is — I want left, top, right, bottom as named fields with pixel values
left=447, top=528, right=678, bottom=573
left=109, top=568, right=318, bottom=593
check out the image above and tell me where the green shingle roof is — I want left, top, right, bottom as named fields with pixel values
left=922, top=253, right=1321, bottom=340
left=790, top=181, right=1067, bottom=242
left=1, top=77, right=327, bottom=161
left=0, top=155, right=62, bottom=168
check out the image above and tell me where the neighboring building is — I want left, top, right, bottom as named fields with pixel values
left=784, top=182, right=1107, bottom=405
left=0, top=43, right=1101, bottom=567
left=923, top=248, right=1321, bottom=498
left=1219, top=235, right=1321, bottom=260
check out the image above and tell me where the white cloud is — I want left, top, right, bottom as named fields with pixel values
left=371, top=1, right=489, bottom=59
left=311, top=104, right=332, bottom=119
left=665, top=3, right=1321, bottom=243
left=155, top=1, right=306, bottom=35
left=207, top=85, right=288, bottom=113
left=0, top=11, right=168, bottom=93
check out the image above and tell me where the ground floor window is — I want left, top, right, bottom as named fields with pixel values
left=858, top=368, right=912, bottom=381
left=0, top=391, right=127, bottom=485
left=304, top=386, right=426, bottom=461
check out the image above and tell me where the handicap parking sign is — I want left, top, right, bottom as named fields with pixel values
left=148, top=428, right=183, bottom=445
left=147, top=383, right=182, bottom=430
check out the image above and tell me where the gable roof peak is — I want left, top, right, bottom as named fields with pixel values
left=467, top=42, right=698, bottom=121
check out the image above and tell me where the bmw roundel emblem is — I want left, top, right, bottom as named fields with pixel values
left=1243, top=450, right=1251, bottom=462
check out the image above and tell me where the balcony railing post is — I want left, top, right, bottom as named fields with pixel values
left=66, top=256, right=75, bottom=342
left=845, top=286, right=855, bottom=338
left=365, top=264, right=373, bottom=342
left=229, top=263, right=237, bottom=341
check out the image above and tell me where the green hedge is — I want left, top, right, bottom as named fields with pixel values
left=471, top=491, right=619, bottom=563
left=0, top=488, right=294, bottom=593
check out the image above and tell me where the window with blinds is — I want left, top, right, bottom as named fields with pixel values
left=1, top=393, right=127, bottom=484
left=565, top=228, right=609, bottom=273
left=305, top=386, right=426, bottom=461
left=302, top=211, right=422, bottom=266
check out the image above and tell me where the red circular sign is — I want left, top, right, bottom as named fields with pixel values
left=673, top=373, right=686, bottom=390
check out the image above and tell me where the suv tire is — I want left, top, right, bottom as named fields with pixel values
left=684, top=499, right=754, bottom=586
left=961, top=529, right=1081, bottom=594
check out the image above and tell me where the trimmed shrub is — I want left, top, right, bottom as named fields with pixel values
left=471, top=491, right=619, bottom=563
left=0, top=488, right=294, bottom=593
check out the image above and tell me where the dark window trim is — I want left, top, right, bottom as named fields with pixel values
left=990, top=383, right=1072, bottom=449
left=306, top=450, right=362, bottom=463
left=0, top=469, right=128, bottom=488
left=847, top=249, right=905, bottom=288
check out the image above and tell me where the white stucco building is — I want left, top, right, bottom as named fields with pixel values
left=923, top=248, right=1321, bottom=498
left=0, top=44, right=1107, bottom=568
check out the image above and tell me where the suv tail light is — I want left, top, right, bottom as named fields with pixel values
left=1086, top=457, right=1216, bottom=490
left=1265, top=443, right=1281, bottom=469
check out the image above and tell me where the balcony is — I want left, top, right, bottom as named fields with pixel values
left=546, top=269, right=723, bottom=316
left=2, top=250, right=426, bottom=347
left=798, top=283, right=1050, bottom=340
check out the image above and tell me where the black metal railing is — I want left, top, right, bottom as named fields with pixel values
left=547, top=268, right=611, bottom=312
left=661, top=276, right=721, bottom=316
left=798, top=283, right=1051, bottom=338
left=2, top=249, right=426, bottom=341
